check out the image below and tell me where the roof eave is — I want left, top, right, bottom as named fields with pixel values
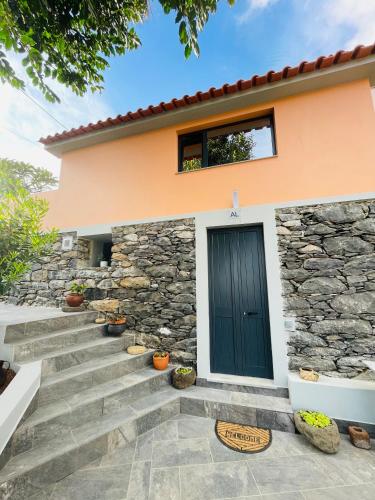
left=44, top=55, right=375, bottom=158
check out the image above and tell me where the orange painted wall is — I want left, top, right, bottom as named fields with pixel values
left=42, top=79, right=375, bottom=230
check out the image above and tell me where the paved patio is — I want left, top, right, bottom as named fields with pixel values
left=38, top=414, right=375, bottom=500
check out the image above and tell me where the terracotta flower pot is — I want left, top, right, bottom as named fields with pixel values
left=65, top=294, right=84, bottom=307
left=153, top=352, right=169, bottom=370
left=172, top=367, right=196, bottom=389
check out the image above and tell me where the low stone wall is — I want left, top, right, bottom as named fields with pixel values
left=276, top=200, right=375, bottom=378
left=7, top=219, right=196, bottom=365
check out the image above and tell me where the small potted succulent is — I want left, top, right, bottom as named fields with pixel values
left=65, top=282, right=87, bottom=307
left=294, top=410, right=340, bottom=454
left=172, top=366, right=196, bottom=389
left=153, top=351, right=169, bottom=370
left=104, top=314, right=127, bottom=336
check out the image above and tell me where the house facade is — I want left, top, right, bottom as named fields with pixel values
left=9, top=44, right=375, bottom=422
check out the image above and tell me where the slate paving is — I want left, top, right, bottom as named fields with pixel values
left=39, top=414, right=375, bottom=499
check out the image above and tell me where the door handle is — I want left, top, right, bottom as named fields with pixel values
left=243, top=311, right=257, bottom=316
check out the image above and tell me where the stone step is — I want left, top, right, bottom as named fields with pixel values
left=12, top=323, right=105, bottom=362
left=4, top=311, right=97, bottom=342
left=34, top=334, right=134, bottom=377
left=38, top=348, right=152, bottom=406
left=179, top=386, right=294, bottom=433
left=196, top=377, right=289, bottom=399
left=11, top=365, right=172, bottom=456
left=0, top=388, right=180, bottom=500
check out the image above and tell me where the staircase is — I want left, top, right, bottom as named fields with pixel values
left=0, top=311, right=294, bottom=500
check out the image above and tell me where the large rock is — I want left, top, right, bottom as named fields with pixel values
left=331, top=291, right=375, bottom=314
left=146, top=265, right=177, bottom=278
left=305, top=223, right=335, bottom=236
left=353, top=218, right=375, bottom=234
left=298, top=277, right=347, bottom=294
left=90, top=299, right=119, bottom=312
left=323, top=237, right=373, bottom=256
left=311, top=319, right=372, bottom=337
left=289, top=331, right=327, bottom=347
left=284, top=297, right=310, bottom=310
left=315, top=204, right=367, bottom=224
left=294, top=412, right=340, bottom=454
left=343, top=254, right=375, bottom=274
left=120, top=277, right=151, bottom=289
left=303, top=258, right=343, bottom=271
left=166, top=281, right=195, bottom=294
left=289, top=356, right=336, bottom=371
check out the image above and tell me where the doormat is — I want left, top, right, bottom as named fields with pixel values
left=215, top=420, right=272, bottom=454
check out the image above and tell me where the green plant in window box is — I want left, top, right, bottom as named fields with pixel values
left=182, top=158, right=201, bottom=172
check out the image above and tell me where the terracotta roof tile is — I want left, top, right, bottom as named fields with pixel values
left=40, top=43, right=375, bottom=145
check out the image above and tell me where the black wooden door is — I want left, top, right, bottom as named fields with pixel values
left=208, top=225, right=273, bottom=379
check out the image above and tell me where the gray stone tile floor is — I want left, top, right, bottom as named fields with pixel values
left=37, top=414, right=375, bottom=499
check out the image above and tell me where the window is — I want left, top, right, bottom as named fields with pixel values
left=178, top=115, right=276, bottom=172
left=85, top=235, right=113, bottom=267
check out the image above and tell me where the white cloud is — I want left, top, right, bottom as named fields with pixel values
left=0, top=54, right=114, bottom=179
left=237, top=0, right=279, bottom=23
left=322, top=0, right=375, bottom=48
left=237, top=0, right=374, bottom=55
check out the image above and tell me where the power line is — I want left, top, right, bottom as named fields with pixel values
left=20, top=89, right=68, bottom=130
left=1, top=125, right=41, bottom=146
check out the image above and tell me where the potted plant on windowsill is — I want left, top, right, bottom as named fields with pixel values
left=65, top=282, right=87, bottom=307
left=172, top=366, right=196, bottom=389
left=104, top=314, right=127, bottom=336
left=153, top=351, right=169, bottom=370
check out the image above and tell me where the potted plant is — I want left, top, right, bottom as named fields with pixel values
left=172, top=366, right=196, bottom=389
left=294, top=410, right=340, bottom=454
left=153, top=351, right=169, bottom=370
left=104, top=314, right=127, bottom=336
left=65, top=282, right=87, bottom=307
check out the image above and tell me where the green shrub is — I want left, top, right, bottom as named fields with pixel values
left=298, top=410, right=331, bottom=428
left=69, top=282, right=87, bottom=294
left=153, top=351, right=168, bottom=358
left=182, top=158, right=201, bottom=172
left=176, top=367, right=193, bottom=374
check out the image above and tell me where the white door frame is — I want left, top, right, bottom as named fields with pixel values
left=195, top=204, right=288, bottom=388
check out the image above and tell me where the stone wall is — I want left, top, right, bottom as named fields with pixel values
left=7, top=232, right=90, bottom=306
left=7, top=219, right=196, bottom=365
left=276, top=200, right=375, bottom=378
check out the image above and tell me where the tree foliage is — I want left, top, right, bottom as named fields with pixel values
left=0, top=0, right=235, bottom=102
left=208, top=131, right=255, bottom=166
left=0, top=174, right=57, bottom=295
left=0, top=158, right=58, bottom=193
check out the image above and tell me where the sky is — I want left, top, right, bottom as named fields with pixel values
left=0, top=0, right=374, bottom=178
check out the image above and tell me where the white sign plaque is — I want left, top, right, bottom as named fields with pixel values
left=61, top=235, right=73, bottom=251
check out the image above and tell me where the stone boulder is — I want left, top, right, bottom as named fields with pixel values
left=89, top=299, right=119, bottom=313
left=120, top=277, right=151, bottom=289
left=323, top=237, right=373, bottom=256
left=310, top=319, right=372, bottom=337
left=294, top=412, right=340, bottom=454
left=315, top=204, right=367, bottom=224
left=331, top=291, right=375, bottom=314
left=298, top=277, right=347, bottom=294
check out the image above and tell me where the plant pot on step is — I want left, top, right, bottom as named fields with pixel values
left=294, top=410, right=340, bottom=454
left=153, top=351, right=169, bottom=370
left=104, top=315, right=127, bottom=336
left=65, top=293, right=84, bottom=307
left=172, top=367, right=196, bottom=389
left=65, top=282, right=87, bottom=307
